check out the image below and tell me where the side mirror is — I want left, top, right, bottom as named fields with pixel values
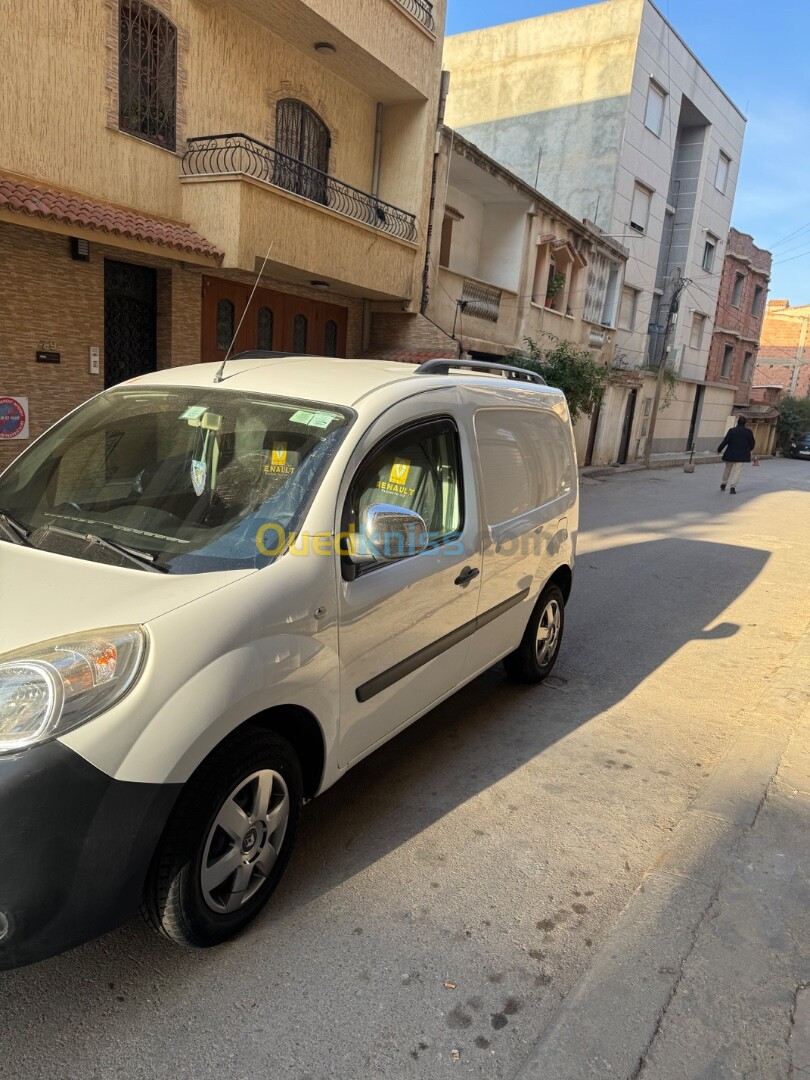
left=362, top=503, right=429, bottom=561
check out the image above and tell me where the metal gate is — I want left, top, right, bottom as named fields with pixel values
left=104, top=260, right=157, bottom=388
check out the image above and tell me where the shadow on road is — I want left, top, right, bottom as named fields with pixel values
left=0, top=537, right=771, bottom=1046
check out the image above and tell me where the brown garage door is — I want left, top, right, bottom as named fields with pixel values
left=201, top=277, right=348, bottom=363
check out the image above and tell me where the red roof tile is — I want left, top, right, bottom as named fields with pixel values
left=0, top=175, right=223, bottom=260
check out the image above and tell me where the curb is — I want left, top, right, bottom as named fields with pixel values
left=512, top=628, right=810, bottom=1080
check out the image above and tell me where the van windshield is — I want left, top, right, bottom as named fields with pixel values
left=0, top=387, right=351, bottom=573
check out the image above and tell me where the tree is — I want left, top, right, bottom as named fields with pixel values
left=506, top=335, right=607, bottom=424
left=775, top=395, right=810, bottom=452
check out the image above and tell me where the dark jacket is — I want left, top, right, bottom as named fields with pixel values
left=718, top=425, right=756, bottom=463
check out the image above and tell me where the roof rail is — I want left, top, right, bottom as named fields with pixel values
left=414, top=358, right=546, bottom=385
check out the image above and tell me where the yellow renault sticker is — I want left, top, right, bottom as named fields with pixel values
left=390, top=459, right=411, bottom=485
left=264, top=441, right=295, bottom=476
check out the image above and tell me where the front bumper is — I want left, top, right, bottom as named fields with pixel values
left=0, top=740, right=181, bottom=971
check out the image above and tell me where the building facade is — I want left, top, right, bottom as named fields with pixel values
left=442, top=0, right=746, bottom=458
left=705, top=228, right=771, bottom=404
left=0, top=0, right=447, bottom=469
left=754, top=300, right=810, bottom=399
left=366, top=127, right=630, bottom=464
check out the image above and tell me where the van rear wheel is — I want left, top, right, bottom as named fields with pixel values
left=141, top=728, right=302, bottom=948
left=503, top=583, right=565, bottom=683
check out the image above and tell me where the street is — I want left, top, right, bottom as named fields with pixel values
left=1, top=458, right=809, bottom=1079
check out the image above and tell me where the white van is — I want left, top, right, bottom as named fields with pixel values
left=0, top=355, right=577, bottom=968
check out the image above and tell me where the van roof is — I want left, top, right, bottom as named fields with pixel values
left=122, top=354, right=565, bottom=411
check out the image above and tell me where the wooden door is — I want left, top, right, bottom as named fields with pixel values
left=281, top=297, right=316, bottom=354
left=314, top=302, right=348, bottom=357
left=201, top=277, right=250, bottom=363
left=245, top=287, right=285, bottom=353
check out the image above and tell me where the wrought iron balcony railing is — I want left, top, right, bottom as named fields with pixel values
left=182, top=134, right=418, bottom=243
left=394, top=0, right=435, bottom=32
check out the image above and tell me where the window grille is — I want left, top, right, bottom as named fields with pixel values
left=461, top=281, right=501, bottom=322
left=118, top=1, right=177, bottom=150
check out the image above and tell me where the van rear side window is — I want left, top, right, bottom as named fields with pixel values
left=474, top=408, right=574, bottom=525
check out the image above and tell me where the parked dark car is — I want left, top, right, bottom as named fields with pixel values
left=789, top=432, right=810, bottom=459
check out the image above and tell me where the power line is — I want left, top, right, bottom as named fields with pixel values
left=768, top=220, right=810, bottom=249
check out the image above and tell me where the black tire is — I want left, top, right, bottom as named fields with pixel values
left=141, top=727, right=303, bottom=948
left=503, top=583, right=566, bottom=684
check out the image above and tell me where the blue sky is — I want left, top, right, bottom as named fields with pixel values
left=445, top=0, right=810, bottom=302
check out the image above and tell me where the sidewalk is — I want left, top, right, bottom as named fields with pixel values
left=513, top=627, right=810, bottom=1080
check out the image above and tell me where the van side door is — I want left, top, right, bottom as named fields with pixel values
left=464, top=397, right=576, bottom=678
left=336, top=410, right=483, bottom=766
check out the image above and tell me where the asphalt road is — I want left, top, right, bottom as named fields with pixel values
left=2, top=458, right=809, bottom=1080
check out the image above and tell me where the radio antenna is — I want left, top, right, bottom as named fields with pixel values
left=213, top=242, right=274, bottom=384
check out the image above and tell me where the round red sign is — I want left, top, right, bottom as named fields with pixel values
left=0, top=397, right=27, bottom=439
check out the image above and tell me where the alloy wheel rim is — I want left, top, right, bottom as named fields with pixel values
left=201, top=769, right=290, bottom=914
left=536, top=599, right=561, bottom=667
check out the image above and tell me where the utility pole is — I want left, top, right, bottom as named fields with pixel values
left=643, top=273, right=691, bottom=467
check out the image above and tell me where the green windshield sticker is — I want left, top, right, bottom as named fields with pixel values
left=307, top=411, right=340, bottom=429
left=289, top=409, right=340, bottom=428
left=180, top=406, right=207, bottom=421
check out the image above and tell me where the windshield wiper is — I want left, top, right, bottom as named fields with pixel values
left=0, top=508, right=33, bottom=546
left=34, top=524, right=169, bottom=573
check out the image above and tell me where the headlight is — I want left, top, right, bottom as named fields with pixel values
left=0, top=627, right=145, bottom=754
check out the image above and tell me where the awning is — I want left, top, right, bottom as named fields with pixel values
left=0, top=173, right=223, bottom=263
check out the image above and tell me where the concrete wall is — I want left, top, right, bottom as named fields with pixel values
left=443, top=0, right=642, bottom=226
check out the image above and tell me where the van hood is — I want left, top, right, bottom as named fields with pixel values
left=0, top=543, right=250, bottom=656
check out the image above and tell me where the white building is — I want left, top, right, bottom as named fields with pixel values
left=444, top=0, right=746, bottom=457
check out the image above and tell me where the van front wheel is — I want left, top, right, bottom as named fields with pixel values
left=142, top=728, right=302, bottom=948
left=503, top=583, right=565, bottom=683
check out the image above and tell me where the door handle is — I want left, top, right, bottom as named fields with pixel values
left=454, top=566, right=480, bottom=586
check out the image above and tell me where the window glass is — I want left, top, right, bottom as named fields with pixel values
left=118, top=1, right=177, bottom=150
left=216, top=299, right=235, bottom=352
left=703, top=238, right=717, bottom=272
left=618, top=286, right=639, bottom=331
left=257, top=306, right=274, bottom=350
left=690, top=313, right=706, bottom=349
left=324, top=319, right=339, bottom=357
left=346, top=421, right=462, bottom=563
left=721, top=344, right=734, bottom=377
left=630, top=184, right=652, bottom=232
left=293, top=314, right=308, bottom=354
left=0, top=388, right=351, bottom=574
left=644, top=82, right=666, bottom=135
left=752, top=285, right=764, bottom=317
left=716, top=153, right=730, bottom=193
left=742, top=352, right=754, bottom=383
left=474, top=408, right=574, bottom=526
left=731, top=273, right=745, bottom=307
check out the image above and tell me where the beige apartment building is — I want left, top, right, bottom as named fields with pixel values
left=0, top=0, right=446, bottom=468
left=368, top=127, right=630, bottom=463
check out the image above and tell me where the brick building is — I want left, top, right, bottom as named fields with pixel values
left=705, top=228, right=771, bottom=404
left=0, top=0, right=448, bottom=469
left=753, top=300, right=810, bottom=398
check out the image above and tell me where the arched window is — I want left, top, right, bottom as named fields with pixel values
left=274, top=100, right=330, bottom=205
left=216, top=299, right=234, bottom=353
left=324, top=319, right=338, bottom=357
left=118, top=1, right=178, bottom=150
left=292, top=314, right=308, bottom=354
left=257, top=307, right=275, bottom=350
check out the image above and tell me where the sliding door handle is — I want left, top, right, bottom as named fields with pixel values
left=454, top=566, right=480, bottom=586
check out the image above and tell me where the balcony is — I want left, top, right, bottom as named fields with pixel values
left=227, top=0, right=440, bottom=102
left=180, top=134, right=420, bottom=300
left=183, top=134, right=417, bottom=243
left=394, top=0, right=435, bottom=32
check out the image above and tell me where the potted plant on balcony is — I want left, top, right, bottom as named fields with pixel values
left=545, top=272, right=566, bottom=308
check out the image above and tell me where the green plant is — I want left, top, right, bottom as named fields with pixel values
left=545, top=272, right=566, bottom=301
left=775, top=395, right=810, bottom=452
left=506, top=334, right=607, bottom=423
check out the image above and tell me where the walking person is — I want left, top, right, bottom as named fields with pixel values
left=718, top=416, right=756, bottom=493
